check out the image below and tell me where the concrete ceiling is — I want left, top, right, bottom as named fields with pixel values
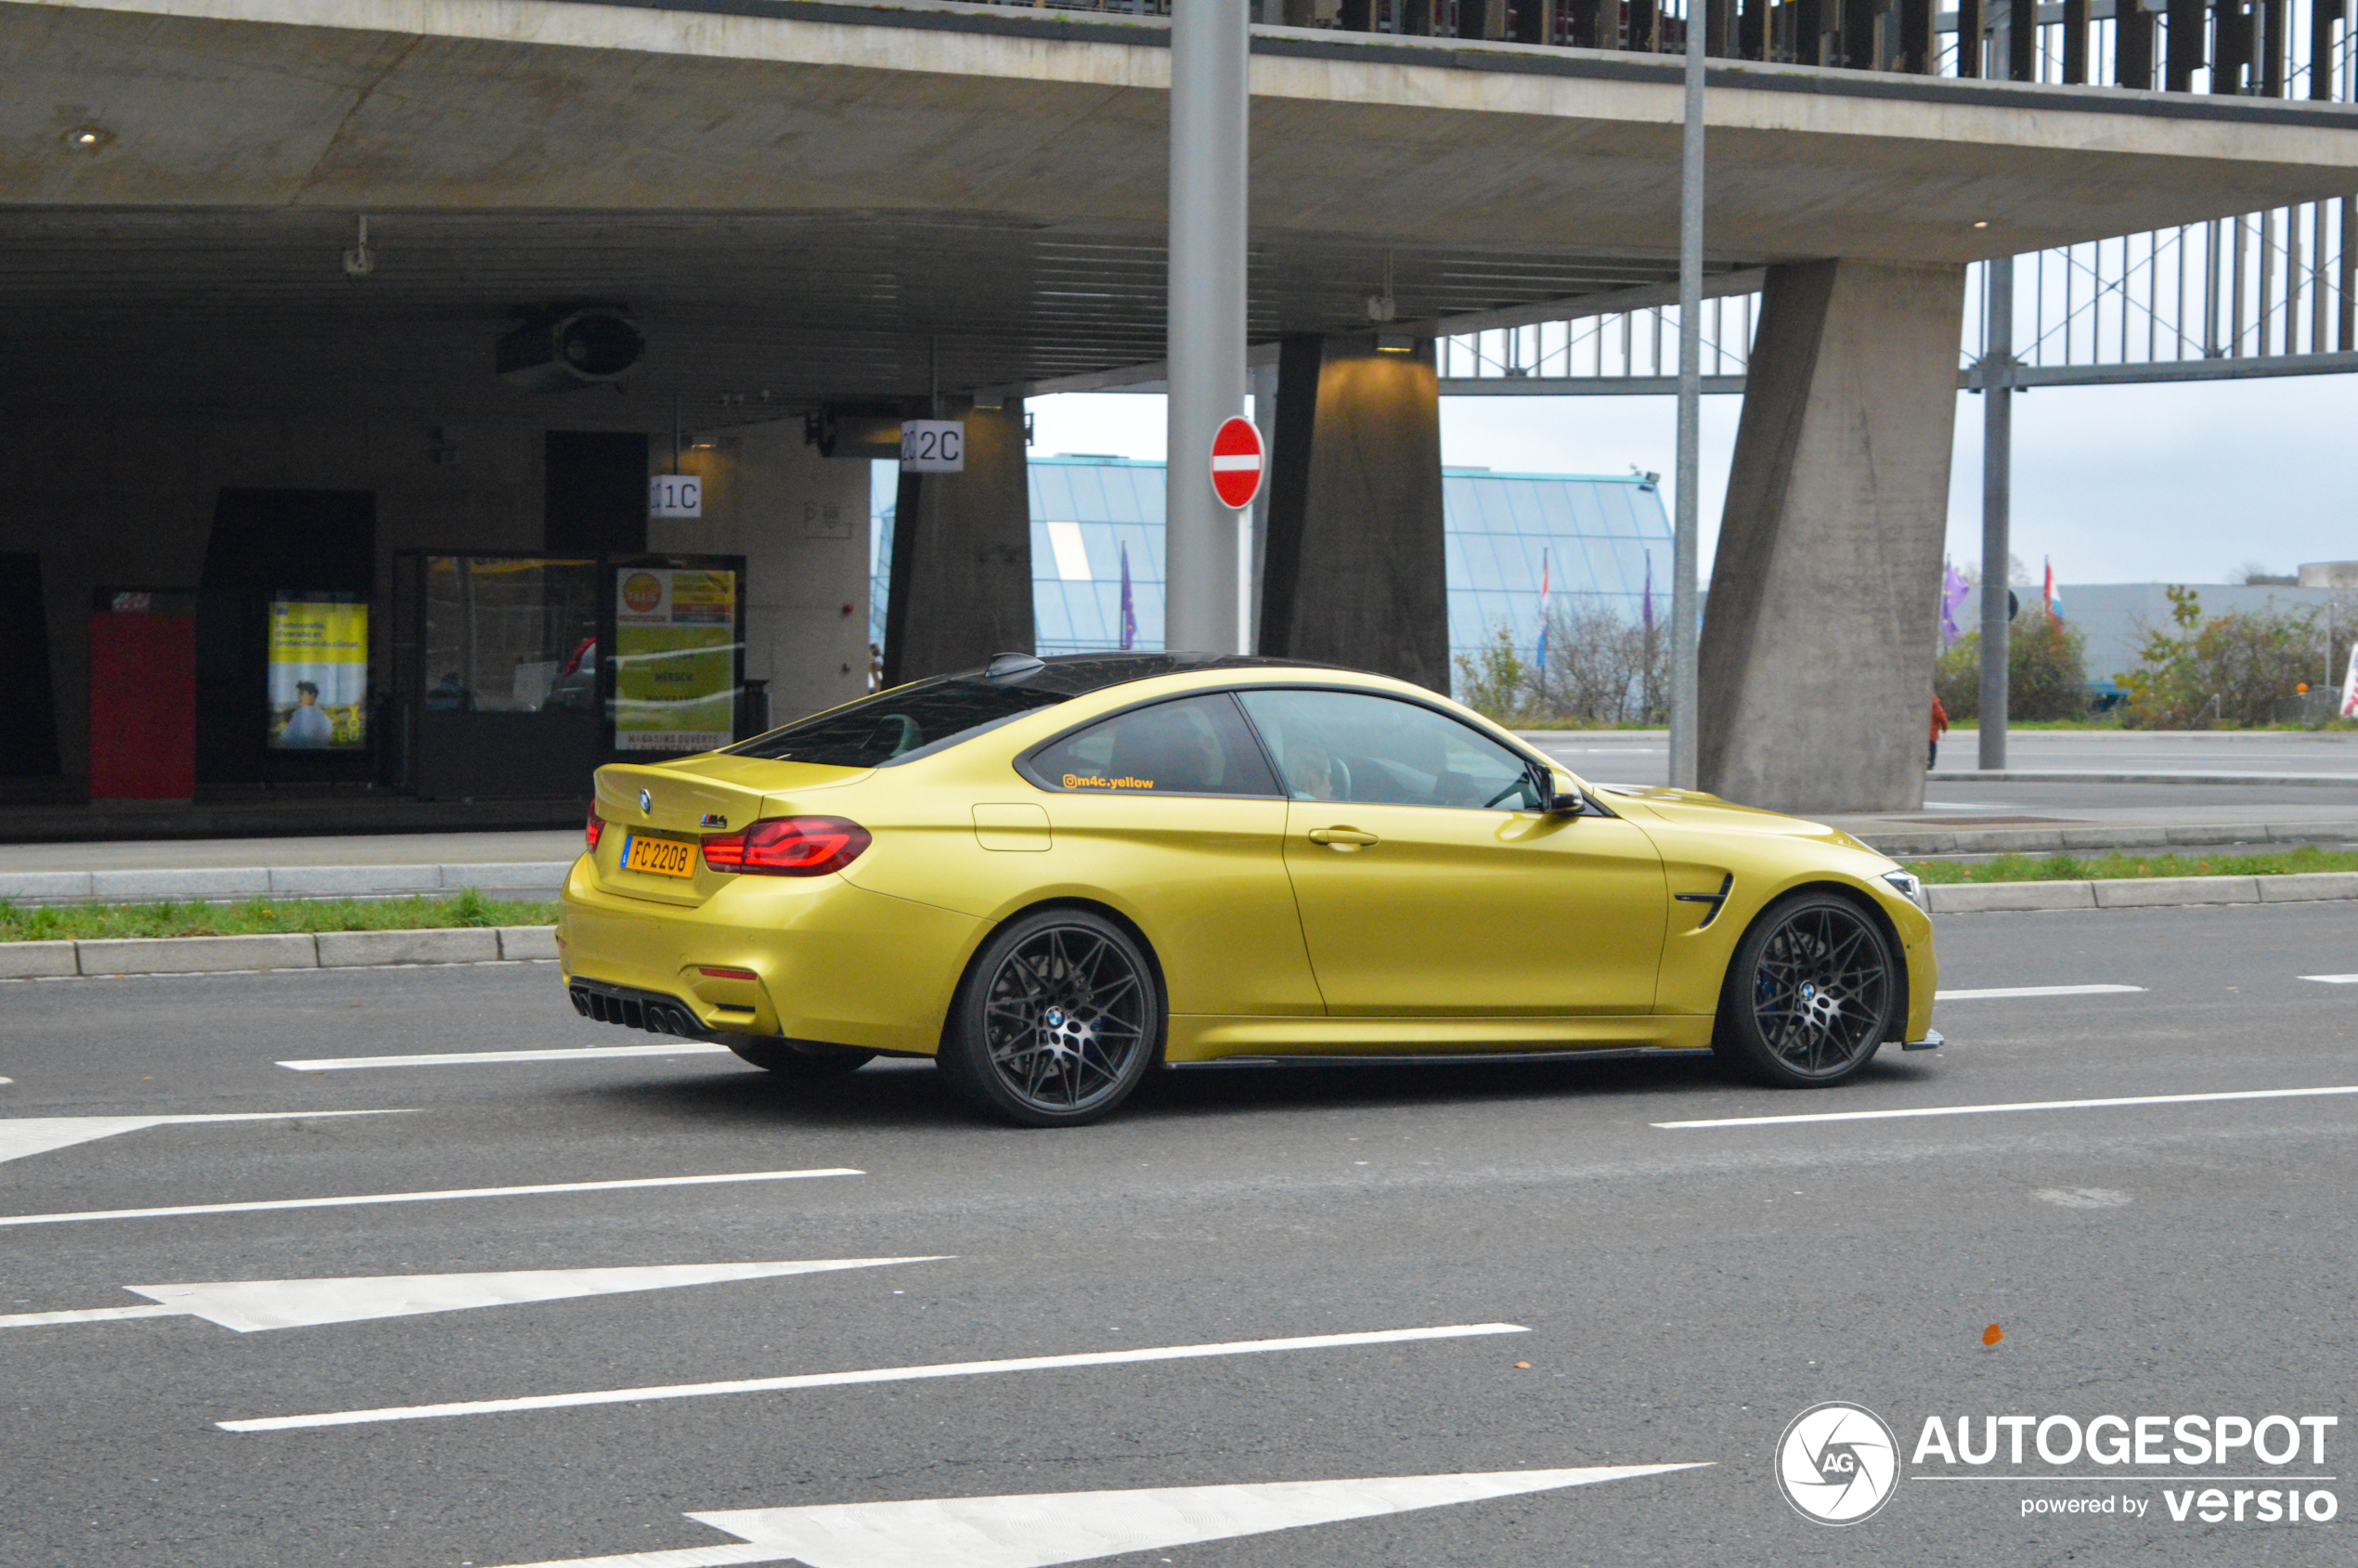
left=4, top=0, right=2355, bottom=415
left=0, top=204, right=1743, bottom=415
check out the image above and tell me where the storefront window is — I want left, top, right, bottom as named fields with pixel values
left=417, top=556, right=600, bottom=715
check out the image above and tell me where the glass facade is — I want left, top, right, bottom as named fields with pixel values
left=871, top=457, right=1673, bottom=669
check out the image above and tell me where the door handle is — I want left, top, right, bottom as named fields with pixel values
left=1307, top=827, right=1380, bottom=848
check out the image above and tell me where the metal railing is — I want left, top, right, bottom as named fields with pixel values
left=1437, top=195, right=2358, bottom=390
left=926, top=0, right=2357, bottom=102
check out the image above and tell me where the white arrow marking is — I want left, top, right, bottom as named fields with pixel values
left=0, top=1166, right=861, bottom=1229
left=481, top=1467, right=1711, bottom=1568
left=0, top=1109, right=408, bottom=1166
left=219, top=1323, right=1528, bottom=1432
left=0, top=1259, right=943, bottom=1334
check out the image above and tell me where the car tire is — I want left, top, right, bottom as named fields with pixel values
left=1712, top=890, right=1902, bottom=1088
left=937, top=907, right=1164, bottom=1128
left=722, top=1036, right=877, bottom=1080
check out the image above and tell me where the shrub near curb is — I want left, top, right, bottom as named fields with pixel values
left=0, top=890, right=559, bottom=943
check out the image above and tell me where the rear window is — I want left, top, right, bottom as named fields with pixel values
left=1021, top=694, right=1280, bottom=797
left=726, top=680, right=1067, bottom=769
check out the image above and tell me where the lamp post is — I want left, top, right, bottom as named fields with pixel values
left=1165, top=1, right=1250, bottom=654
left=1667, top=2, right=1705, bottom=789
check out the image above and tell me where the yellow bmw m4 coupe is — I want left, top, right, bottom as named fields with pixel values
left=559, top=653, right=1939, bottom=1126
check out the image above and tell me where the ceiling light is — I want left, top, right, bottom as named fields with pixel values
left=62, top=125, right=112, bottom=151
left=1973, top=220, right=1990, bottom=228
left=1375, top=332, right=1416, bottom=354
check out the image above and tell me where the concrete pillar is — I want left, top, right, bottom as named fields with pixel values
left=1257, top=333, right=1449, bottom=692
left=882, top=397, right=1033, bottom=687
left=647, top=419, right=871, bottom=729
left=1697, top=259, right=1966, bottom=815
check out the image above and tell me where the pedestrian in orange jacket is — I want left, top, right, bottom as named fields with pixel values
left=1929, top=695, right=1950, bottom=770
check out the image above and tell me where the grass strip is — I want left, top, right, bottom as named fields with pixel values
left=1901, top=845, right=2358, bottom=886
left=0, top=889, right=559, bottom=943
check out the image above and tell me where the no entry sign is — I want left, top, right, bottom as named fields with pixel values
left=1210, top=416, right=1264, bottom=510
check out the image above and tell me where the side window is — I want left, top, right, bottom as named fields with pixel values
left=1024, top=694, right=1281, bottom=797
left=1235, top=690, right=1545, bottom=811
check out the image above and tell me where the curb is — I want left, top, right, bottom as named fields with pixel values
left=1924, top=770, right=2356, bottom=787
left=0, top=862, right=574, bottom=906
left=1860, top=821, right=2358, bottom=858
left=13, top=866, right=2358, bottom=973
left=1927, top=870, right=2358, bottom=914
left=2, top=926, right=558, bottom=979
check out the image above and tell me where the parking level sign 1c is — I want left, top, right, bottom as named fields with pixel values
left=1211, top=416, right=1264, bottom=510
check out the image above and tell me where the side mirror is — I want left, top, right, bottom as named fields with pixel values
left=1547, top=790, right=1586, bottom=817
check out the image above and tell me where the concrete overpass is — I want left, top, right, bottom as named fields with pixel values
left=3, top=0, right=2354, bottom=812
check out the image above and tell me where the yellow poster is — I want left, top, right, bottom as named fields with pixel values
left=267, top=597, right=369, bottom=750
left=614, top=568, right=737, bottom=753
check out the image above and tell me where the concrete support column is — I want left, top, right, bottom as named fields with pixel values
left=881, top=397, right=1032, bottom=687
left=1257, top=333, right=1449, bottom=692
left=1697, top=259, right=1966, bottom=814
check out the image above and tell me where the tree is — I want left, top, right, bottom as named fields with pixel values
left=1935, top=613, right=2089, bottom=722
left=2118, top=586, right=2328, bottom=728
left=1452, top=626, right=1531, bottom=721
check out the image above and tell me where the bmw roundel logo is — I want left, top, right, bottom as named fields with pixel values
left=1776, top=1402, right=1899, bottom=1525
left=638, top=788, right=653, bottom=815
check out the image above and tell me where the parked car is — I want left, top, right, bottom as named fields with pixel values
left=560, top=653, right=1938, bottom=1126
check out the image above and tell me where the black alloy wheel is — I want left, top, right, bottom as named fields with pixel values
left=722, top=1035, right=877, bottom=1081
left=938, top=908, right=1162, bottom=1127
left=1714, top=891, right=1900, bottom=1087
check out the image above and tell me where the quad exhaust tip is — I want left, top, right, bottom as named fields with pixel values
left=570, top=983, right=701, bottom=1040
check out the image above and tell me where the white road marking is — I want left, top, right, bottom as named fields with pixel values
left=472, top=1467, right=1708, bottom=1568
left=1934, top=984, right=2145, bottom=1000
left=0, top=1259, right=942, bottom=1334
left=2035, top=1188, right=2131, bottom=1209
left=0, top=1303, right=185, bottom=1328
left=219, top=1323, right=1531, bottom=1432
left=0, top=1167, right=860, bottom=1229
left=0, top=1108, right=409, bottom=1167
left=1656, top=1084, right=2358, bottom=1130
left=279, top=1043, right=733, bottom=1071
left=2300, top=974, right=2358, bottom=984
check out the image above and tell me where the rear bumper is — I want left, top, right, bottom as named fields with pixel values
left=568, top=978, right=730, bottom=1042
left=557, top=856, right=982, bottom=1055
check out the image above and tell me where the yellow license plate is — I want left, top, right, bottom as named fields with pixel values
left=621, top=833, right=697, bottom=879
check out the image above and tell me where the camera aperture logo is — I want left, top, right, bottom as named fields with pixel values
left=1778, top=1402, right=1900, bottom=1524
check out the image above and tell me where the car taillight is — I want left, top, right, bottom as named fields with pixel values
left=585, top=806, right=604, bottom=851
left=702, top=816, right=871, bottom=876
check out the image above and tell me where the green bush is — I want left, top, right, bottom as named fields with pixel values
left=1452, top=626, right=1534, bottom=722
left=2118, top=586, right=2332, bottom=729
left=1934, top=614, right=2088, bottom=722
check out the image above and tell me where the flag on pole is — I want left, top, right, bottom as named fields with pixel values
left=2044, top=557, right=2062, bottom=618
left=1940, top=561, right=1972, bottom=645
left=2340, top=638, right=2358, bottom=719
left=1534, top=548, right=1552, bottom=672
left=1119, top=541, right=1136, bottom=652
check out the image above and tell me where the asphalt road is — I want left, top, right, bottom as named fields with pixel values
left=3, top=904, right=2353, bottom=1567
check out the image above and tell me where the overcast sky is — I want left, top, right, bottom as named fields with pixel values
left=1026, top=372, right=2358, bottom=587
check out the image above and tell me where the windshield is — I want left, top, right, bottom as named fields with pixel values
left=725, top=679, right=1068, bottom=769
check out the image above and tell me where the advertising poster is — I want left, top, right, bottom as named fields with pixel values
left=266, top=595, right=368, bottom=750
left=613, top=566, right=736, bottom=753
